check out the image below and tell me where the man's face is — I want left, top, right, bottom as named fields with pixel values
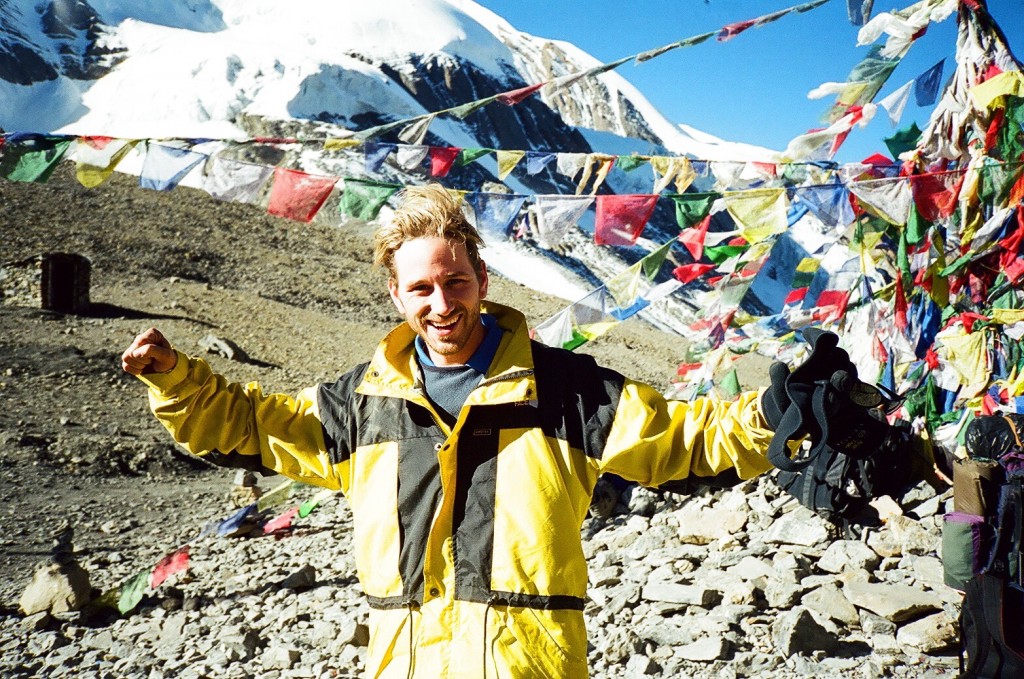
left=388, top=236, right=489, bottom=367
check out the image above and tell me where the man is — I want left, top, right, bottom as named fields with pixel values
left=122, top=183, right=855, bottom=678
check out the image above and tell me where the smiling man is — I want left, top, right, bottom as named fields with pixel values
left=122, top=183, right=861, bottom=678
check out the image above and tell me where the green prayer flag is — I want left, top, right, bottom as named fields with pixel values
left=906, top=204, right=930, bottom=245
left=449, top=95, right=498, bottom=119
left=897, top=229, right=911, bottom=289
left=340, top=178, right=401, bottom=221
left=117, top=571, right=149, bottom=614
left=456, top=148, right=493, bottom=167
left=616, top=154, right=649, bottom=173
left=979, top=158, right=1021, bottom=206
left=0, top=139, right=72, bottom=183
left=298, top=489, right=334, bottom=518
left=669, top=192, right=719, bottom=229
left=718, top=368, right=741, bottom=400
left=997, top=95, right=1024, bottom=162
left=641, top=239, right=675, bottom=280
left=883, top=122, right=921, bottom=160
left=939, top=251, right=973, bottom=276
left=704, top=244, right=746, bottom=265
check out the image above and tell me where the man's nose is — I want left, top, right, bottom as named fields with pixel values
left=428, top=287, right=455, bottom=314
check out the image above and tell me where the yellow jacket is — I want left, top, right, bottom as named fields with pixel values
left=139, top=302, right=774, bottom=678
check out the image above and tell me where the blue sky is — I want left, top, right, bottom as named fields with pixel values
left=474, top=0, right=1023, bottom=163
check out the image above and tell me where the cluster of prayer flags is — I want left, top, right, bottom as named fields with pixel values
left=94, top=482, right=335, bottom=616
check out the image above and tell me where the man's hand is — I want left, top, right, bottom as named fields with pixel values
left=121, top=328, right=178, bottom=376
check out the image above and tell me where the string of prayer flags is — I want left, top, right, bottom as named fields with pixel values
left=0, top=135, right=72, bottom=183
left=532, top=195, right=593, bottom=249
left=267, top=167, right=337, bottom=222
left=139, top=143, right=206, bottom=191
left=74, top=137, right=138, bottom=188
left=339, top=177, right=401, bottom=221
left=201, top=155, right=273, bottom=203
left=467, top=192, right=527, bottom=241
left=594, top=194, right=659, bottom=246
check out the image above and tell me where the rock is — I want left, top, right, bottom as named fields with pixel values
left=642, top=581, right=720, bottom=607
left=675, top=636, right=730, bottom=661
left=672, top=505, right=748, bottom=545
left=625, top=653, right=659, bottom=675
left=802, top=583, right=861, bottom=627
left=20, top=611, right=51, bottom=632
left=887, top=515, right=938, bottom=556
left=261, top=645, right=300, bottom=671
left=842, top=581, right=944, bottom=622
left=19, top=561, right=92, bottom=615
left=762, top=511, right=830, bottom=547
left=771, top=607, right=839, bottom=657
left=817, top=540, right=881, bottom=574
left=279, top=564, right=317, bottom=591
left=597, top=626, right=641, bottom=664
left=895, top=612, right=958, bottom=653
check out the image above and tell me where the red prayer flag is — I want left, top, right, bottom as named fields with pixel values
left=718, top=19, right=755, bottom=41
left=910, top=171, right=964, bottom=221
left=496, top=82, right=545, bottom=106
left=267, top=168, right=337, bottom=222
left=785, top=288, right=809, bottom=305
left=262, top=507, right=300, bottom=534
left=594, top=194, right=659, bottom=246
left=149, top=546, right=190, bottom=589
left=677, top=215, right=710, bottom=260
left=429, top=146, right=461, bottom=177
left=672, top=263, right=716, bottom=284
left=894, top=275, right=909, bottom=331
left=815, top=290, right=851, bottom=321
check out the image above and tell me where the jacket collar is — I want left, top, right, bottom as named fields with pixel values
left=357, top=301, right=537, bottom=405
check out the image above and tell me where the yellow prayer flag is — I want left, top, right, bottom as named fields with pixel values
left=324, top=138, right=362, bottom=151
left=723, top=188, right=787, bottom=244
left=496, top=150, right=526, bottom=180
left=74, top=138, right=138, bottom=188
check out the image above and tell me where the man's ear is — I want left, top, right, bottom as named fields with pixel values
left=478, top=261, right=489, bottom=299
left=387, top=278, right=405, bottom=314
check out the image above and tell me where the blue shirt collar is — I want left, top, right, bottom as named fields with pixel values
left=415, top=312, right=502, bottom=373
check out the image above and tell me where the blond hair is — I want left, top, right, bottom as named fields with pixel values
left=373, top=183, right=485, bottom=278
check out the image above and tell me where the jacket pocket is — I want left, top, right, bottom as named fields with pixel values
left=491, top=606, right=587, bottom=678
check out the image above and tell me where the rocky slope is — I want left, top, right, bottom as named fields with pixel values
left=0, top=165, right=960, bottom=678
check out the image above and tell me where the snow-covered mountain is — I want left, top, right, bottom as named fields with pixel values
left=0, top=0, right=781, bottom=331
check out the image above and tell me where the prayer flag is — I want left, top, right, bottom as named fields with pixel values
left=910, top=170, right=963, bottom=222
left=846, top=0, right=874, bottom=26
left=532, top=307, right=576, bottom=349
left=217, top=503, right=259, bottom=537
left=878, top=80, right=914, bottom=126
left=849, top=176, right=912, bottom=224
left=467, top=192, right=527, bottom=240
left=398, top=115, right=434, bottom=145
left=616, top=154, right=649, bottom=173
left=532, top=195, right=592, bottom=249
left=556, top=153, right=587, bottom=181
left=525, top=152, right=556, bottom=175
left=323, top=138, right=361, bottom=151
left=140, top=143, right=206, bottom=191
left=719, top=368, right=741, bottom=400
left=339, top=178, right=401, bottom=221
left=672, top=263, right=717, bottom=284
left=450, top=95, right=498, bottom=119
left=496, top=150, right=526, bottom=180
left=0, top=136, right=72, bottom=183
left=74, top=137, right=138, bottom=188
left=201, top=155, right=273, bottom=203
left=576, top=154, right=615, bottom=195
left=117, top=571, right=149, bottom=614
left=262, top=507, right=300, bottom=534
left=718, top=19, right=755, bottom=41
left=496, top=82, right=545, bottom=106
left=364, top=143, right=395, bottom=173
left=723, top=189, right=788, bottom=244
left=883, top=122, right=922, bottom=159
left=594, top=194, right=659, bottom=246
left=669, top=192, right=718, bottom=228
left=678, top=215, right=711, bottom=260
left=429, top=146, right=461, bottom=177
left=914, top=59, right=945, bottom=107
left=149, top=546, right=190, bottom=589
left=395, top=145, right=429, bottom=170
left=267, top=168, right=337, bottom=222
left=299, top=489, right=333, bottom=518
left=651, top=157, right=695, bottom=194
left=456, top=147, right=493, bottom=167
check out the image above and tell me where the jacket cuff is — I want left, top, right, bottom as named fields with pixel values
left=136, top=350, right=189, bottom=394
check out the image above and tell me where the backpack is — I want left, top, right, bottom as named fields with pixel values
left=774, top=418, right=916, bottom=528
left=944, top=414, right=1024, bottom=678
